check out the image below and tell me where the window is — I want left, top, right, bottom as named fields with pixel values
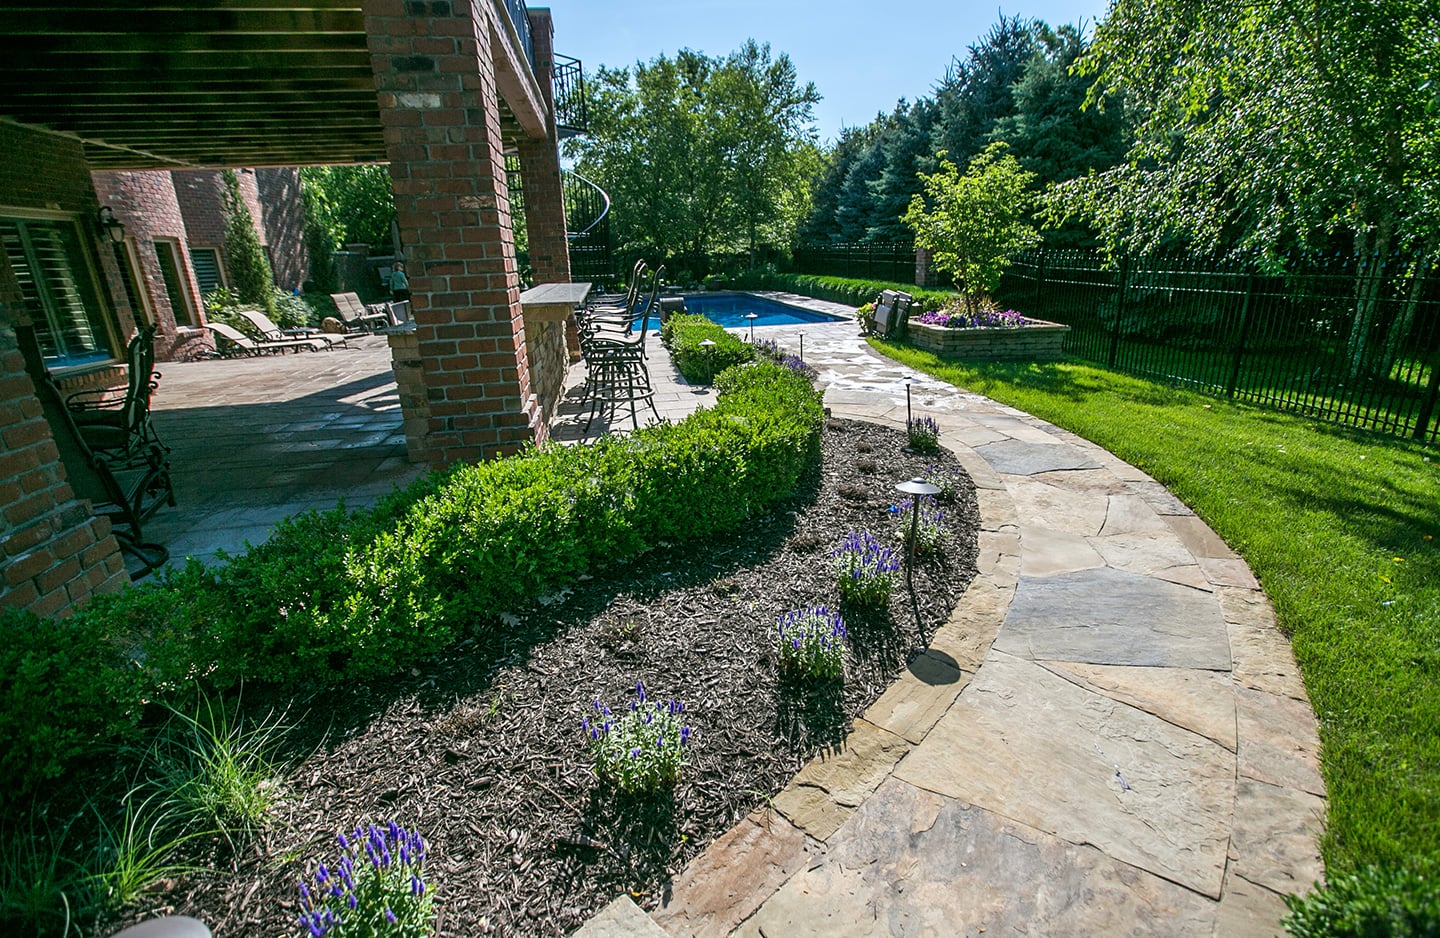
left=113, top=239, right=154, bottom=327
left=153, top=239, right=195, bottom=327
left=189, top=246, right=224, bottom=295
left=0, top=215, right=115, bottom=367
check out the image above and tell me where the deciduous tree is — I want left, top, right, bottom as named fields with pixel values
left=903, top=143, right=1041, bottom=309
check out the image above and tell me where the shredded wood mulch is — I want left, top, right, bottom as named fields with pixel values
left=102, top=417, right=979, bottom=937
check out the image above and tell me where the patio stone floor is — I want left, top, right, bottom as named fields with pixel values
left=138, top=297, right=1324, bottom=937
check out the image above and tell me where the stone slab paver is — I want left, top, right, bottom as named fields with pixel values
left=1229, top=778, right=1326, bottom=897
left=772, top=719, right=910, bottom=841
left=573, top=895, right=671, bottom=938
left=735, top=778, right=1217, bottom=938
left=651, top=810, right=813, bottom=938
left=997, top=567, right=1233, bottom=670
left=1018, top=525, right=1106, bottom=577
left=974, top=438, right=1103, bottom=475
left=1041, top=660, right=1238, bottom=751
left=894, top=652, right=1235, bottom=897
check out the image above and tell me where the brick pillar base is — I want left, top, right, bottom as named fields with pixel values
left=1, top=327, right=129, bottom=617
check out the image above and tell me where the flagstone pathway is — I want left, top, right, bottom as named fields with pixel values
left=576, top=301, right=1325, bottom=938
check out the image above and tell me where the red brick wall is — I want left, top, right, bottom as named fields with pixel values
left=0, top=329, right=129, bottom=616
left=0, top=123, right=136, bottom=359
left=92, top=170, right=211, bottom=361
left=0, top=122, right=133, bottom=617
left=364, top=0, right=542, bottom=465
left=173, top=169, right=269, bottom=286
left=256, top=167, right=309, bottom=291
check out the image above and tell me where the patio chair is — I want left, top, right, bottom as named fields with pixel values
left=327, top=292, right=391, bottom=333
left=206, top=322, right=329, bottom=357
left=19, top=324, right=171, bottom=577
left=236, top=308, right=344, bottom=350
left=578, top=259, right=647, bottom=334
left=580, top=265, right=665, bottom=432
left=64, top=322, right=171, bottom=469
left=873, top=289, right=915, bottom=337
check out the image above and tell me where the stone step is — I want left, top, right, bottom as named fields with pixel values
left=570, top=895, right=672, bottom=938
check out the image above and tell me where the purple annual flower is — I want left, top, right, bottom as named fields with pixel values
left=585, top=684, right=691, bottom=794
left=296, top=822, right=432, bottom=937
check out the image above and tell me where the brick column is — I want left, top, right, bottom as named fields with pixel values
left=365, top=0, right=540, bottom=466
left=915, top=247, right=931, bottom=288
left=519, top=9, right=579, bottom=364
left=0, top=324, right=128, bottom=617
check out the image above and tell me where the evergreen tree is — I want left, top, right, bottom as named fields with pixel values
left=866, top=99, right=940, bottom=241
left=221, top=170, right=276, bottom=314
left=931, top=16, right=1037, bottom=166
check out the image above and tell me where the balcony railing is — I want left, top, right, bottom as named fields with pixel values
left=501, top=0, right=534, bottom=70
left=553, top=53, right=587, bottom=138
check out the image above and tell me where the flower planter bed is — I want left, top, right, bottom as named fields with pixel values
left=907, top=317, right=1069, bottom=360
left=87, top=418, right=979, bottom=938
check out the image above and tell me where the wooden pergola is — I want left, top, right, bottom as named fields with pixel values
left=0, top=0, right=542, bottom=170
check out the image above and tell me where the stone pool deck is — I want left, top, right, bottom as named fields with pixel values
left=144, top=299, right=1324, bottom=936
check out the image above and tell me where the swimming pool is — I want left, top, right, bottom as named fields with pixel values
left=677, top=292, right=846, bottom=328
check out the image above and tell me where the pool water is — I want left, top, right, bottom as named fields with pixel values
left=678, top=292, right=845, bottom=328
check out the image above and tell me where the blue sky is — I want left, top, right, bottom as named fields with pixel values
left=537, top=0, right=1112, bottom=146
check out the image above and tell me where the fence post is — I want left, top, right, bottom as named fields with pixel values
left=1033, top=246, right=1046, bottom=311
left=1226, top=272, right=1257, bottom=397
left=1414, top=340, right=1440, bottom=441
left=1108, top=255, right=1130, bottom=368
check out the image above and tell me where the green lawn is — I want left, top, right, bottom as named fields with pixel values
left=872, top=340, right=1440, bottom=875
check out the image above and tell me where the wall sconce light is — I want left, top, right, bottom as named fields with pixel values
left=97, top=206, right=125, bottom=244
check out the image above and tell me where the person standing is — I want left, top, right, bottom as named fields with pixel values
left=388, top=262, right=411, bottom=324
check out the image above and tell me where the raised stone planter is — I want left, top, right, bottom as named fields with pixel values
left=907, top=318, right=1069, bottom=361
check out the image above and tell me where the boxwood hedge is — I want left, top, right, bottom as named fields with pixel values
left=0, top=361, right=823, bottom=799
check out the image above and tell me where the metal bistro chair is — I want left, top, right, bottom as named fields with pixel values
left=580, top=265, right=665, bottom=433
left=64, top=323, right=174, bottom=475
left=576, top=258, right=647, bottom=337
left=18, top=324, right=171, bottom=576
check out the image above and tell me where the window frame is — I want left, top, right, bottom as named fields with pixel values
left=0, top=206, right=120, bottom=374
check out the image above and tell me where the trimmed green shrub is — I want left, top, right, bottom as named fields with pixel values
left=662, top=313, right=754, bottom=383
left=0, top=362, right=825, bottom=801
left=727, top=270, right=957, bottom=313
left=1283, top=862, right=1440, bottom=937
left=0, top=607, right=146, bottom=801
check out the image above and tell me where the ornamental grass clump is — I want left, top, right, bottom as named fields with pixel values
left=297, top=822, right=433, bottom=937
left=585, top=682, right=691, bottom=795
left=832, top=532, right=900, bottom=609
left=907, top=416, right=941, bottom=453
left=775, top=606, right=848, bottom=682
left=890, top=495, right=946, bottom=554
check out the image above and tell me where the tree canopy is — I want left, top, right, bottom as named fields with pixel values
left=799, top=16, right=1127, bottom=246
left=298, top=165, right=396, bottom=252
left=565, top=40, right=820, bottom=270
left=1048, top=0, right=1440, bottom=264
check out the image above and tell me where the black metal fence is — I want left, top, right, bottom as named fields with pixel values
left=793, top=241, right=920, bottom=285
left=998, top=248, right=1440, bottom=442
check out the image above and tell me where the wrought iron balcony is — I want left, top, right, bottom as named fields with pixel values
left=554, top=54, right=587, bottom=138
left=501, top=0, right=534, bottom=70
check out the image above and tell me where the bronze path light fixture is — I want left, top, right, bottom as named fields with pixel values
left=895, top=477, right=941, bottom=589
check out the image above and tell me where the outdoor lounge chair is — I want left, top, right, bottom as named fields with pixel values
left=206, top=322, right=329, bottom=357
left=18, top=324, right=171, bottom=577
left=237, top=308, right=344, bottom=350
left=327, top=292, right=391, bottom=333
left=65, top=323, right=171, bottom=469
left=873, top=289, right=915, bottom=337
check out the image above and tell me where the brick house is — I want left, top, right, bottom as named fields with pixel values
left=0, top=1, right=576, bottom=618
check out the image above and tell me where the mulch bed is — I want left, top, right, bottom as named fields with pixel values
left=105, top=416, right=979, bottom=937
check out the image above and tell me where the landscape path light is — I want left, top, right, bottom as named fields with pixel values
left=745, top=312, right=759, bottom=343
left=895, top=477, right=942, bottom=589
left=700, top=338, right=717, bottom=386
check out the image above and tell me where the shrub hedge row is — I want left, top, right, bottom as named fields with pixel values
left=0, top=362, right=824, bottom=800
left=661, top=313, right=754, bottom=382
left=727, top=270, right=956, bottom=312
